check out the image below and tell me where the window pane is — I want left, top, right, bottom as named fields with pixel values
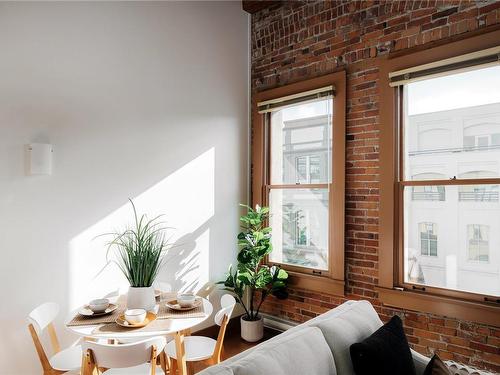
left=270, top=98, right=332, bottom=184
left=269, top=188, right=328, bottom=270
left=403, top=185, right=500, bottom=296
left=404, top=66, right=500, bottom=181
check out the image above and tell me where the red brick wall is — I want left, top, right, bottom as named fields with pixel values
left=250, top=1, right=500, bottom=372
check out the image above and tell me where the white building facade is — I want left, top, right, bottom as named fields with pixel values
left=405, top=102, right=500, bottom=297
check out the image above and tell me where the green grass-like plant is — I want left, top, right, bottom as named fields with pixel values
left=105, top=200, right=170, bottom=287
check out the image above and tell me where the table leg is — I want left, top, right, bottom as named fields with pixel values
left=174, top=331, right=187, bottom=375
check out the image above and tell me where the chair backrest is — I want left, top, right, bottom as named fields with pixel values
left=82, top=336, right=166, bottom=370
left=27, top=302, right=61, bottom=372
left=211, top=294, right=236, bottom=364
left=28, top=302, right=59, bottom=333
left=215, top=294, right=236, bottom=326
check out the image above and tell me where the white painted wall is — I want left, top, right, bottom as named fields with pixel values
left=0, top=2, right=249, bottom=374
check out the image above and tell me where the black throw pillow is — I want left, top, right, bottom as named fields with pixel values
left=350, top=315, right=416, bottom=375
left=423, top=354, right=452, bottom=375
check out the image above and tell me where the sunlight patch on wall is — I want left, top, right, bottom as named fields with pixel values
left=68, top=148, right=215, bottom=309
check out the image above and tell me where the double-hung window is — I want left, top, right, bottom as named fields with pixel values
left=252, top=72, right=346, bottom=293
left=379, top=33, right=500, bottom=326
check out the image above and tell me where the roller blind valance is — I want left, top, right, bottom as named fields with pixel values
left=257, top=85, right=335, bottom=113
left=389, top=46, right=500, bottom=87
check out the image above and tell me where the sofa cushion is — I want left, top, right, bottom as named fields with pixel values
left=218, top=300, right=356, bottom=368
left=229, top=326, right=336, bottom=375
left=195, top=365, right=234, bottom=375
left=313, top=300, right=383, bottom=375
left=350, top=315, right=416, bottom=375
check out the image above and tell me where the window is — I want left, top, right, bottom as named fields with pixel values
left=252, top=72, right=346, bottom=293
left=419, top=223, right=437, bottom=256
left=379, top=36, right=500, bottom=326
left=458, top=171, right=499, bottom=202
left=268, top=98, right=331, bottom=271
left=411, top=174, right=446, bottom=201
left=401, top=65, right=500, bottom=297
left=467, top=224, right=489, bottom=262
left=296, top=155, right=322, bottom=184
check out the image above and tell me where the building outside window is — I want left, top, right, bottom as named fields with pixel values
left=419, top=222, right=437, bottom=257
left=467, top=224, right=489, bottom=262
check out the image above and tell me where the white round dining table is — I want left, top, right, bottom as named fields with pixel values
left=65, top=297, right=213, bottom=375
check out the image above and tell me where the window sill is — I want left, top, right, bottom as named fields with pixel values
left=287, top=271, right=344, bottom=296
left=376, top=287, right=500, bottom=327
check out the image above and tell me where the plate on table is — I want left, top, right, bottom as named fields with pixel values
left=166, top=298, right=202, bottom=311
left=78, top=304, right=118, bottom=317
left=115, top=311, right=156, bottom=328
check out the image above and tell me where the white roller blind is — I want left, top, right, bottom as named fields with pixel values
left=257, top=85, right=335, bottom=113
left=389, top=46, right=500, bottom=87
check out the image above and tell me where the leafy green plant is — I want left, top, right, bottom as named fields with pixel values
left=219, top=204, right=288, bottom=321
left=104, top=200, right=171, bottom=287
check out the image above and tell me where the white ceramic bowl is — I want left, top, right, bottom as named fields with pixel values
left=124, top=309, right=147, bottom=324
left=88, top=298, right=110, bottom=313
left=177, top=293, right=196, bottom=308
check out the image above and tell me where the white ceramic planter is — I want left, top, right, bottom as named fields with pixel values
left=127, top=286, right=156, bottom=311
left=240, top=315, right=264, bottom=342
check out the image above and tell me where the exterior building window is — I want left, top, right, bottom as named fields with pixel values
left=467, top=224, right=489, bottom=262
left=411, top=173, right=446, bottom=201
left=458, top=171, right=499, bottom=202
left=296, top=155, right=321, bottom=184
left=253, top=72, right=346, bottom=289
left=419, top=223, right=437, bottom=256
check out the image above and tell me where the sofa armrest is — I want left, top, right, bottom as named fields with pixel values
left=412, top=349, right=430, bottom=375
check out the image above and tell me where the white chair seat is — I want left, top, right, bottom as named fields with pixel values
left=166, top=336, right=216, bottom=362
left=49, top=344, right=82, bottom=371
left=104, top=363, right=163, bottom=375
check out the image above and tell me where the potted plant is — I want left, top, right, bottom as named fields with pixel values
left=105, top=200, right=170, bottom=310
left=220, top=204, right=288, bottom=342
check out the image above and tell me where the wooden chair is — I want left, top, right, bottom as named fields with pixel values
left=28, top=302, right=82, bottom=375
left=166, top=294, right=236, bottom=374
left=81, top=336, right=167, bottom=375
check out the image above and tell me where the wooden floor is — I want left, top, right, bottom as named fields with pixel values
left=191, top=326, right=281, bottom=373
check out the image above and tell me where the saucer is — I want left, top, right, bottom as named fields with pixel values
left=78, top=303, right=118, bottom=317
left=166, top=298, right=202, bottom=311
left=115, top=311, right=156, bottom=328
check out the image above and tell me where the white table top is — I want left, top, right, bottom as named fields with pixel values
left=65, top=297, right=213, bottom=340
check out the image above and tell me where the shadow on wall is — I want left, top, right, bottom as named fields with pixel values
left=69, top=148, right=216, bottom=308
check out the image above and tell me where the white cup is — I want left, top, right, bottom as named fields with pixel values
left=124, top=309, right=147, bottom=324
left=88, top=298, right=109, bottom=313
left=177, top=293, right=196, bottom=307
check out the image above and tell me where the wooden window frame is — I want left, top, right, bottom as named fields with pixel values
left=379, top=29, right=500, bottom=327
left=252, top=71, right=346, bottom=296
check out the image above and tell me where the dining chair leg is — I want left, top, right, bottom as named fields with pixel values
left=174, top=331, right=187, bottom=375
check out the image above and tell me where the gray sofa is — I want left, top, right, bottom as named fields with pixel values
left=198, top=300, right=431, bottom=375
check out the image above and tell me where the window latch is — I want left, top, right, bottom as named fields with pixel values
left=484, top=297, right=500, bottom=304
left=450, top=176, right=457, bottom=180
left=412, top=285, right=426, bottom=291
left=312, top=270, right=322, bottom=275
